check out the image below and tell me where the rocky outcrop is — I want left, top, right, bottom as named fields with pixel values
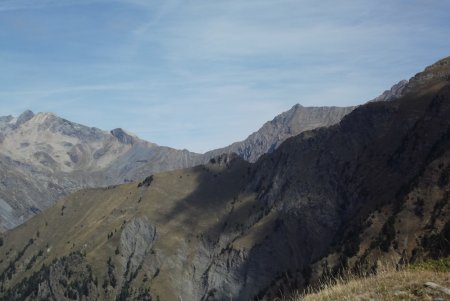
left=370, top=80, right=408, bottom=102
left=424, top=282, right=450, bottom=296
left=409, top=57, right=450, bottom=87
left=15, top=110, right=35, bottom=127
left=119, top=217, right=157, bottom=275
left=111, top=128, right=135, bottom=145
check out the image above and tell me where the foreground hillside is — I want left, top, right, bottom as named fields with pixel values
left=0, top=57, right=449, bottom=300
left=295, top=262, right=450, bottom=301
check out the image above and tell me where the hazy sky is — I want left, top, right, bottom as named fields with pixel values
left=0, top=0, right=449, bottom=152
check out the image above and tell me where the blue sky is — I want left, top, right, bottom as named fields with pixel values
left=0, top=0, right=449, bottom=152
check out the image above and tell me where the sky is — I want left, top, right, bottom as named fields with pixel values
left=0, top=0, right=449, bottom=153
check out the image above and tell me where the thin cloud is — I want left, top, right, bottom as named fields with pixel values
left=0, top=0, right=105, bottom=11
left=0, top=1, right=449, bottom=152
left=0, top=83, right=135, bottom=96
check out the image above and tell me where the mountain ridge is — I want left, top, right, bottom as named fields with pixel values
left=0, top=102, right=356, bottom=230
left=203, top=104, right=355, bottom=162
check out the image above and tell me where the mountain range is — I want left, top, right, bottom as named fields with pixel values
left=0, top=102, right=353, bottom=231
left=0, top=57, right=448, bottom=300
left=0, top=112, right=202, bottom=230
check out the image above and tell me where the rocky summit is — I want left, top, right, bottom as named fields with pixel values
left=0, top=112, right=203, bottom=231
left=0, top=57, right=449, bottom=300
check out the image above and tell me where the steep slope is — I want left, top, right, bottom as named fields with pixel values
left=204, top=104, right=355, bottom=162
left=250, top=57, right=450, bottom=297
left=0, top=57, right=449, bottom=300
left=0, top=113, right=202, bottom=230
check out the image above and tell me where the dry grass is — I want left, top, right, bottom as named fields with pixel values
left=286, top=265, right=450, bottom=301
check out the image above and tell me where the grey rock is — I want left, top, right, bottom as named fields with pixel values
left=425, top=282, right=450, bottom=296
left=0, top=115, right=13, bottom=131
left=111, top=128, right=135, bottom=145
left=120, top=217, right=157, bottom=275
left=15, top=110, right=34, bottom=126
left=370, top=80, right=408, bottom=102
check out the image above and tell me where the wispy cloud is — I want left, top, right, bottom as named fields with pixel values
left=0, top=0, right=104, bottom=11
left=0, top=83, right=135, bottom=96
left=0, top=0, right=449, bottom=152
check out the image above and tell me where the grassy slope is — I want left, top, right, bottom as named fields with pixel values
left=292, top=259, right=450, bottom=301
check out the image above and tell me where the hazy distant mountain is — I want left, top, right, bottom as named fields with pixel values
left=204, top=104, right=355, bottom=162
left=0, top=112, right=202, bottom=230
left=1, top=57, right=448, bottom=300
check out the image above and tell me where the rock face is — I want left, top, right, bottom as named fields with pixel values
left=15, top=110, right=35, bottom=127
left=204, top=104, right=355, bottom=162
left=110, top=128, right=135, bottom=145
left=119, top=217, right=156, bottom=276
left=0, top=57, right=449, bottom=301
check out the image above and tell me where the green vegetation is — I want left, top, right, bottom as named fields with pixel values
left=410, top=256, right=450, bottom=272
left=0, top=252, right=96, bottom=301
